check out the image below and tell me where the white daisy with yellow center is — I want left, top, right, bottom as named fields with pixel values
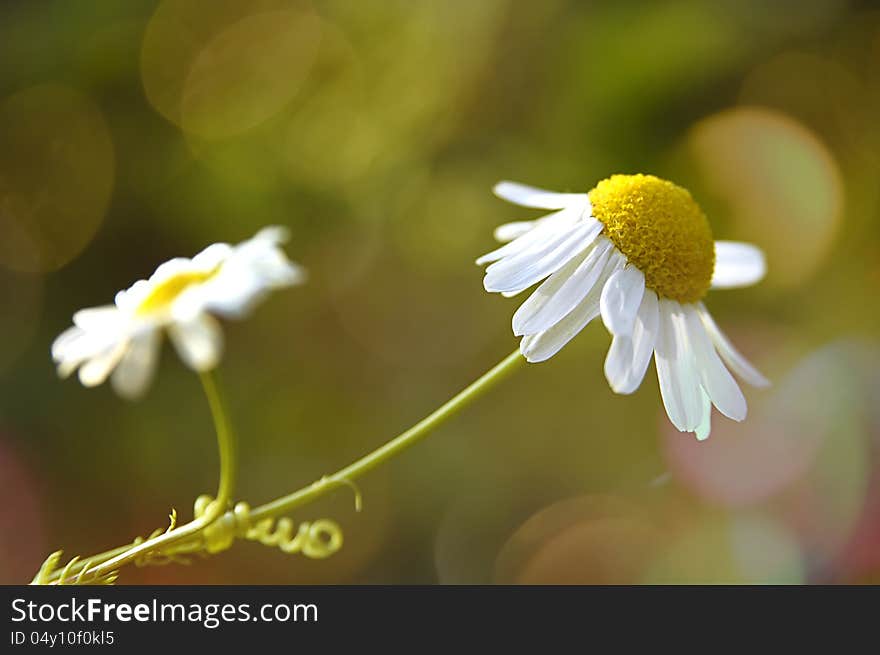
left=52, top=226, right=305, bottom=398
left=478, top=174, right=768, bottom=440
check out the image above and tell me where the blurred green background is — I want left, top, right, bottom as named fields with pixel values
left=1, top=0, right=879, bottom=584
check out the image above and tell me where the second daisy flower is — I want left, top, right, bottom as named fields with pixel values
left=52, top=226, right=305, bottom=398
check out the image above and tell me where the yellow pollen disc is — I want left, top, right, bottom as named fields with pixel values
left=135, top=267, right=219, bottom=316
left=588, top=174, right=715, bottom=303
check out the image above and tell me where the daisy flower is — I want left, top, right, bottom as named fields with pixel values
left=477, top=174, right=769, bottom=440
left=52, top=226, right=305, bottom=398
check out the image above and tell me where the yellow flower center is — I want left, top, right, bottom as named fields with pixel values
left=588, top=174, right=715, bottom=303
left=135, top=267, right=220, bottom=316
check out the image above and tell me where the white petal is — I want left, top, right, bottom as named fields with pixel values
left=54, top=329, right=93, bottom=378
left=194, top=268, right=272, bottom=319
left=179, top=232, right=304, bottom=320
left=695, top=389, right=712, bottom=441
left=229, top=229, right=304, bottom=288
left=252, top=225, right=290, bottom=245
left=697, top=303, right=770, bottom=388
left=150, top=257, right=194, bottom=284
left=493, top=181, right=588, bottom=210
left=519, top=252, right=623, bottom=362
left=654, top=300, right=703, bottom=431
left=115, top=280, right=150, bottom=310
left=56, top=341, right=95, bottom=377
left=626, top=290, right=660, bottom=393
left=604, top=333, right=634, bottom=392
left=670, top=305, right=706, bottom=431
left=520, top=296, right=600, bottom=363
left=169, top=287, right=210, bottom=322
left=484, top=219, right=602, bottom=294
left=53, top=319, right=128, bottom=379
left=512, top=238, right=612, bottom=336
left=681, top=305, right=747, bottom=421
left=600, top=264, right=646, bottom=337
left=191, top=242, right=233, bottom=269
left=483, top=221, right=581, bottom=291
left=246, top=247, right=306, bottom=288
left=73, top=306, right=123, bottom=330
left=78, top=340, right=129, bottom=387
left=604, top=289, right=659, bottom=394
left=52, top=325, right=86, bottom=362
left=110, top=330, right=161, bottom=399
left=476, top=205, right=581, bottom=266
left=169, top=314, right=223, bottom=371
left=171, top=268, right=264, bottom=321
left=493, top=221, right=536, bottom=243
left=711, top=241, right=766, bottom=289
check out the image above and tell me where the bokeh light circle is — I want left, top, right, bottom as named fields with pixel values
left=665, top=341, right=869, bottom=508
left=279, top=21, right=379, bottom=190
left=666, top=340, right=875, bottom=575
left=688, top=107, right=843, bottom=288
left=495, top=496, right=663, bottom=584
left=644, top=514, right=804, bottom=584
left=141, top=0, right=322, bottom=139
left=0, top=84, right=114, bottom=272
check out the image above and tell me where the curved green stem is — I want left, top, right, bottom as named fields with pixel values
left=199, top=371, right=237, bottom=507
left=79, top=370, right=238, bottom=580
left=41, top=350, right=523, bottom=582
left=249, top=348, right=523, bottom=523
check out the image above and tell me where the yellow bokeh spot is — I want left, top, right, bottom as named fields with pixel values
left=589, top=174, right=715, bottom=303
left=135, top=267, right=219, bottom=316
left=688, top=106, right=842, bottom=288
left=0, top=84, right=114, bottom=272
left=141, top=0, right=321, bottom=139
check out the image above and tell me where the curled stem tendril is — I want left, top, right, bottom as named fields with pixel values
left=194, top=495, right=343, bottom=559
